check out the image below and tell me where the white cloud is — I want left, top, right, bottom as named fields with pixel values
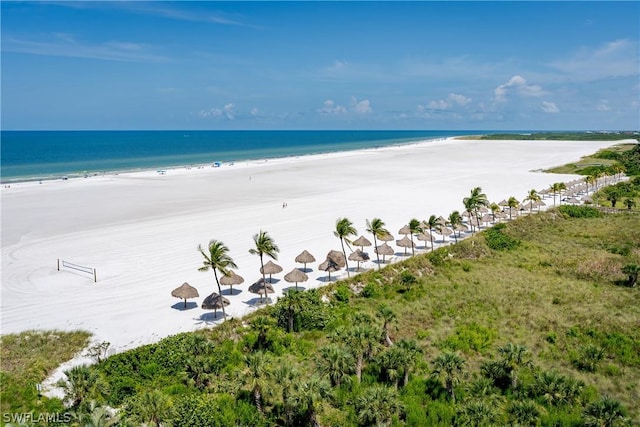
left=317, top=99, right=347, bottom=115
left=427, top=93, right=472, bottom=110
left=596, top=100, right=611, bottom=112
left=493, top=75, right=545, bottom=103
left=550, top=39, right=639, bottom=82
left=541, top=101, right=559, bottom=113
left=198, top=103, right=235, bottom=120
left=352, top=97, right=372, bottom=114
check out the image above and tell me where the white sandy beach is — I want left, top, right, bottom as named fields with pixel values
left=1, top=137, right=631, bottom=355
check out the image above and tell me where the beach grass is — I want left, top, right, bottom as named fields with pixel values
left=544, top=143, right=636, bottom=175
left=0, top=330, right=91, bottom=413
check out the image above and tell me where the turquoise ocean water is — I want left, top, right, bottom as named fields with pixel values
left=1, top=130, right=486, bottom=183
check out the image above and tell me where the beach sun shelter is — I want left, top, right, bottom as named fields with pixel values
left=395, top=235, right=415, bottom=256
left=219, top=270, right=244, bottom=293
left=348, top=249, right=370, bottom=271
left=249, top=278, right=275, bottom=304
left=284, top=268, right=309, bottom=290
left=201, top=292, right=230, bottom=317
left=352, top=235, right=372, bottom=252
left=295, top=250, right=316, bottom=271
left=326, top=250, right=347, bottom=268
left=374, top=242, right=395, bottom=263
left=319, top=258, right=341, bottom=281
left=171, top=282, right=199, bottom=308
left=260, top=260, right=283, bottom=283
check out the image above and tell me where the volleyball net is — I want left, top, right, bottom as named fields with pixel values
left=57, top=259, right=97, bottom=282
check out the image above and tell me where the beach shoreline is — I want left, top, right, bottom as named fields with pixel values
left=1, top=137, right=633, bottom=355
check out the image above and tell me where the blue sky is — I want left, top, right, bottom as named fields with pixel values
left=2, top=1, right=638, bottom=131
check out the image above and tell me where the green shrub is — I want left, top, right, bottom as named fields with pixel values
left=573, top=344, right=605, bottom=372
left=440, top=323, right=497, bottom=354
left=334, top=284, right=351, bottom=303
left=558, top=205, right=603, bottom=218
left=484, top=223, right=520, bottom=251
left=361, top=282, right=380, bottom=298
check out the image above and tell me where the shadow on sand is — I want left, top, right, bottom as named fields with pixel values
left=172, top=301, right=198, bottom=311
left=244, top=297, right=272, bottom=306
left=222, top=288, right=243, bottom=296
left=194, top=311, right=223, bottom=325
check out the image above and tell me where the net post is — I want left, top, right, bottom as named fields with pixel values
left=57, top=259, right=60, bottom=271
left=93, top=269, right=97, bottom=283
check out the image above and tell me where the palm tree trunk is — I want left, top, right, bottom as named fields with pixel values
left=340, top=239, right=350, bottom=277
left=356, top=354, right=363, bottom=382
left=213, top=270, right=226, bottom=320
left=253, top=386, right=263, bottom=415
left=373, top=235, right=380, bottom=269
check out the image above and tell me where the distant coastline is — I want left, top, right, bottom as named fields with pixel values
left=1, top=130, right=489, bottom=184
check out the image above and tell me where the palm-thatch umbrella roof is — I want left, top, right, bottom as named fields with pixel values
left=283, top=268, right=309, bottom=290
left=378, top=232, right=394, bottom=242
left=295, top=250, right=316, bottom=270
left=348, top=249, right=370, bottom=271
left=219, top=271, right=244, bottom=292
left=326, top=250, right=346, bottom=268
left=436, top=216, right=448, bottom=226
left=260, top=260, right=283, bottom=282
left=374, top=242, right=395, bottom=263
left=398, top=225, right=411, bottom=235
left=395, top=235, right=415, bottom=256
left=417, top=232, right=435, bottom=249
left=498, top=199, right=509, bottom=207
left=319, top=257, right=341, bottom=280
left=201, top=292, right=230, bottom=317
left=249, top=278, right=275, bottom=303
left=481, top=213, right=494, bottom=224
left=436, top=226, right=453, bottom=243
left=171, top=282, right=199, bottom=308
left=352, top=235, right=372, bottom=249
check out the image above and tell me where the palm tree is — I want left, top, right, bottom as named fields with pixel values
left=198, top=239, right=237, bottom=320
left=316, top=344, right=354, bottom=388
left=397, top=339, right=422, bottom=388
left=407, top=218, right=422, bottom=256
left=355, top=385, right=403, bottom=427
left=524, top=189, right=541, bottom=214
left=273, top=363, right=299, bottom=426
left=506, top=399, right=542, bottom=426
left=431, top=352, right=466, bottom=403
left=379, top=305, right=396, bottom=346
left=249, top=230, right=280, bottom=290
left=507, top=196, right=519, bottom=220
left=366, top=217, right=388, bottom=269
left=498, top=342, right=533, bottom=390
left=243, top=351, right=271, bottom=416
left=130, top=389, right=173, bottom=425
left=448, top=210, right=463, bottom=243
left=583, top=395, right=628, bottom=427
left=343, top=324, right=380, bottom=382
left=57, top=365, right=109, bottom=410
left=426, top=215, right=439, bottom=250
left=489, top=202, right=501, bottom=223
left=455, top=400, right=499, bottom=427
left=463, top=187, right=489, bottom=233
left=290, top=375, right=331, bottom=427
left=334, top=217, right=357, bottom=277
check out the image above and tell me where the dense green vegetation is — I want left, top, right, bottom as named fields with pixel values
left=0, top=330, right=91, bottom=415
left=545, top=142, right=638, bottom=177
left=4, top=209, right=638, bottom=426
left=480, top=131, right=639, bottom=142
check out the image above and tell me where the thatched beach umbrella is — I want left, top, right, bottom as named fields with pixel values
left=374, top=242, right=395, bottom=263
left=417, top=232, right=434, bottom=250
left=284, top=268, right=309, bottom=290
left=319, top=258, right=341, bottom=280
left=171, top=282, right=199, bottom=308
left=352, top=235, right=372, bottom=251
left=436, top=226, right=453, bottom=243
left=219, top=271, right=244, bottom=293
left=348, top=249, right=370, bottom=271
left=201, top=292, right=230, bottom=317
left=398, top=225, right=411, bottom=235
left=260, top=260, right=283, bottom=283
left=436, top=216, right=448, bottom=227
left=249, top=278, right=275, bottom=304
left=396, top=235, right=415, bottom=255
left=295, top=250, right=316, bottom=270
left=498, top=199, right=509, bottom=207
left=326, top=250, right=346, bottom=268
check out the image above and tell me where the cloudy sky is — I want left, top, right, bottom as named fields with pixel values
left=2, top=1, right=638, bottom=130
